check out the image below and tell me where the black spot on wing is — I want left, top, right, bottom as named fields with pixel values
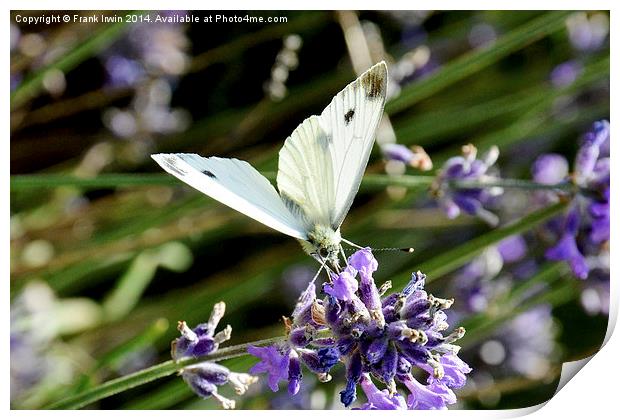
left=202, top=170, right=217, bottom=179
left=344, top=109, right=355, bottom=125
left=361, top=66, right=386, bottom=99
left=162, top=156, right=187, bottom=177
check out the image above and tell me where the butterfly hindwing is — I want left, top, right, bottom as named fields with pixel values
left=151, top=153, right=308, bottom=239
left=277, top=115, right=336, bottom=228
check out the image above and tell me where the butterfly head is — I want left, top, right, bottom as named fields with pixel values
left=301, top=225, right=342, bottom=270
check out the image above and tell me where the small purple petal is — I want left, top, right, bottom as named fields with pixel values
left=531, top=154, right=569, bottom=185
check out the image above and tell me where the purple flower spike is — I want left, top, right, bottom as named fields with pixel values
left=247, top=249, right=469, bottom=410
left=248, top=344, right=291, bottom=392
left=575, top=120, right=609, bottom=182
left=537, top=120, right=610, bottom=279
left=434, top=144, right=502, bottom=225
left=181, top=355, right=257, bottom=408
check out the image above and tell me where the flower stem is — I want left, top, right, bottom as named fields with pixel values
left=46, top=335, right=285, bottom=410
left=11, top=172, right=574, bottom=193
left=449, top=178, right=575, bottom=192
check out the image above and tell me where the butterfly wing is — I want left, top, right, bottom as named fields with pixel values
left=277, top=115, right=336, bottom=228
left=151, top=153, right=308, bottom=239
left=277, top=62, right=388, bottom=229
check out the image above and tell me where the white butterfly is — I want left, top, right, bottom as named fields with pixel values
left=152, top=62, right=387, bottom=269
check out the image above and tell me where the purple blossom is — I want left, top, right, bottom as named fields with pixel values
left=566, top=12, right=609, bottom=52
left=532, top=154, right=569, bottom=185
left=497, top=235, right=528, bottom=264
left=424, top=354, right=472, bottom=389
left=434, top=144, right=502, bottom=225
left=324, top=270, right=358, bottom=301
left=550, top=60, right=583, bottom=87
left=358, top=374, right=408, bottom=410
left=247, top=345, right=291, bottom=393
left=181, top=362, right=257, bottom=409
left=382, top=144, right=433, bottom=170
left=537, top=120, right=610, bottom=279
left=171, top=302, right=257, bottom=408
left=400, top=374, right=455, bottom=410
left=172, top=302, right=231, bottom=360
left=545, top=209, right=589, bottom=279
left=500, top=306, right=557, bottom=379
left=248, top=249, right=470, bottom=410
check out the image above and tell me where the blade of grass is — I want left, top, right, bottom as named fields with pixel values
left=390, top=202, right=569, bottom=288
left=385, top=11, right=573, bottom=114
left=459, top=274, right=577, bottom=349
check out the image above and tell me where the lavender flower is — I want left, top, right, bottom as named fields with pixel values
left=550, top=60, right=583, bottom=88
left=581, top=252, right=610, bottom=316
left=535, top=120, right=610, bottom=279
left=433, top=144, right=503, bottom=226
left=248, top=249, right=471, bottom=410
left=172, top=302, right=231, bottom=360
left=450, top=236, right=528, bottom=313
left=247, top=345, right=292, bottom=392
left=172, top=302, right=258, bottom=408
left=181, top=362, right=257, bottom=409
left=382, top=144, right=433, bottom=171
left=566, top=12, right=609, bottom=52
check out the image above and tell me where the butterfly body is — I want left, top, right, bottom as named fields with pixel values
left=300, top=224, right=342, bottom=269
left=152, top=62, right=388, bottom=267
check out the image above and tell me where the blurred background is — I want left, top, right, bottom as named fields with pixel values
left=10, top=10, right=609, bottom=409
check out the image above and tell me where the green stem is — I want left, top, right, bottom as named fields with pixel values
left=449, top=178, right=575, bottom=192
left=10, top=172, right=574, bottom=193
left=46, top=335, right=285, bottom=410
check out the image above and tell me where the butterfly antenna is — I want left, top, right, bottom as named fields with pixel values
left=311, top=259, right=327, bottom=283
left=342, top=238, right=414, bottom=254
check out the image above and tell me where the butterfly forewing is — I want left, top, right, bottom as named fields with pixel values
left=151, top=153, right=308, bottom=239
left=321, top=62, right=388, bottom=228
left=277, top=62, right=387, bottom=231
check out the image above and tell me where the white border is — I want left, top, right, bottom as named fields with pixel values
left=5, top=1, right=617, bottom=419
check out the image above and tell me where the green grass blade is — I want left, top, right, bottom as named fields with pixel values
left=385, top=11, right=573, bottom=114
left=394, top=202, right=569, bottom=286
